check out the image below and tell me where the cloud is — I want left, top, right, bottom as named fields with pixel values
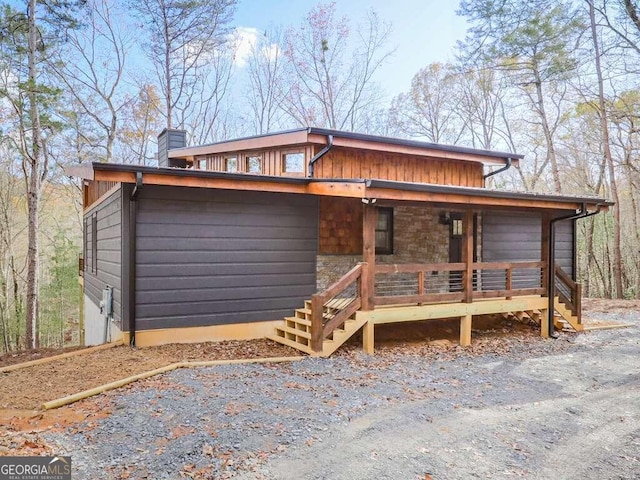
left=232, top=27, right=260, bottom=68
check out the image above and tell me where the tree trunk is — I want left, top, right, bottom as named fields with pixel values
left=25, top=0, right=42, bottom=349
left=588, top=1, right=623, bottom=298
left=533, top=70, right=562, bottom=193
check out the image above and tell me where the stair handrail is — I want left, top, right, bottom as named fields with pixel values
left=554, top=264, right=581, bottom=320
left=310, top=263, right=365, bottom=352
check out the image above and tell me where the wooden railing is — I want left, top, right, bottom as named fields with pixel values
left=374, top=261, right=545, bottom=306
left=310, top=263, right=365, bottom=352
left=555, top=264, right=581, bottom=319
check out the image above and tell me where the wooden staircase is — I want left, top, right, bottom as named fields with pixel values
left=268, top=298, right=367, bottom=357
left=554, top=296, right=583, bottom=331
left=268, top=263, right=369, bottom=357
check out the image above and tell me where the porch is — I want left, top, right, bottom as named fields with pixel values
left=270, top=205, right=584, bottom=357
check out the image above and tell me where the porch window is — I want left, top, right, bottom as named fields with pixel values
left=198, top=158, right=207, bottom=170
left=451, top=217, right=463, bottom=236
left=283, top=151, right=305, bottom=174
left=375, top=207, right=393, bottom=254
left=246, top=155, right=262, bottom=173
left=225, top=156, right=238, bottom=172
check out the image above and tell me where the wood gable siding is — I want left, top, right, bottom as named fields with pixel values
left=134, top=186, right=319, bottom=330
left=83, top=187, right=123, bottom=327
left=84, top=179, right=118, bottom=209
left=313, top=148, right=484, bottom=186
left=197, top=145, right=315, bottom=176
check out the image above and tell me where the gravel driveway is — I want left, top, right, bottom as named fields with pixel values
left=45, top=311, right=639, bottom=479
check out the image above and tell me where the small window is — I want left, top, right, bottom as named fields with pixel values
left=246, top=155, right=262, bottom=174
left=375, top=208, right=393, bottom=255
left=283, top=152, right=304, bottom=174
left=91, top=214, right=98, bottom=274
left=451, top=218, right=463, bottom=237
left=198, top=158, right=207, bottom=170
left=225, top=156, right=238, bottom=172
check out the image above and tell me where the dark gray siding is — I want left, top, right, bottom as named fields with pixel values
left=157, top=129, right=187, bottom=167
left=482, top=211, right=575, bottom=288
left=135, top=186, right=318, bottom=330
left=83, top=188, right=123, bottom=326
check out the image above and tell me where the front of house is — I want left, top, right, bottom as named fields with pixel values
left=70, top=128, right=610, bottom=356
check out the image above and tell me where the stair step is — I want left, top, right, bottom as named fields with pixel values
left=284, top=316, right=311, bottom=327
left=267, top=335, right=313, bottom=355
left=276, top=325, right=311, bottom=339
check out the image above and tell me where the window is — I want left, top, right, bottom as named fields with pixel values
left=91, top=214, right=98, bottom=274
left=225, top=156, right=238, bottom=172
left=451, top=218, right=463, bottom=237
left=198, top=158, right=207, bottom=170
left=375, top=208, right=393, bottom=255
left=282, top=152, right=305, bottom=174
left=246, top=155, right=262, bottom=174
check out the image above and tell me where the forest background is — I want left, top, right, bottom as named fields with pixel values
left=0, top=0, right=638, bottom=351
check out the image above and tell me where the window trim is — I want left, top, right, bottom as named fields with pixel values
left=375, top=207, right=394, bottom=255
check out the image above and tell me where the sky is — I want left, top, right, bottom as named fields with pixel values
left=231, top=0, right=469, bottom=99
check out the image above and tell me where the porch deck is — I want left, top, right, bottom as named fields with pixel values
left=269, top=259, right=582, bottom=357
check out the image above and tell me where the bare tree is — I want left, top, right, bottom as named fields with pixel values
left=281, top=3, right=392, bottom=130
left=129, top=0, right=236, bottom=129
left=51, top=0, right=131, bottom=163
left=245, top=28, right=287, bottom=134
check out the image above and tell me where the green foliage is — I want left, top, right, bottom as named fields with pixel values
left=39, top=228, right=80, bottom=347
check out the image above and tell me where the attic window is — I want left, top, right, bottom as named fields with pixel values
left=247, top=155, right=262, bottom=173
left=283, top=152, right=304, bottom=174
left=198, top=158, right=207, bottom=170
left=225, top=156, right=238, bottom=172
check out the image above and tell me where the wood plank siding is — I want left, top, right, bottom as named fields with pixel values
left=83, top=188, right=123, bottom=327
left=84, top=179, right=118, bottom=210
left=134, top=186, right=319, bottom=330
left=313, top=147, right=484, bottom=187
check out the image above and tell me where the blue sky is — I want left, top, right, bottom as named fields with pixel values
left=232, top=0, right=469, bottom=99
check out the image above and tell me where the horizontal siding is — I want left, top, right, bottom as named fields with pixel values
left=83, top=188, right=122, bottom=327
left=482, top=211, right=575, bottom=289
left=135, top=186, right=318, bottom=330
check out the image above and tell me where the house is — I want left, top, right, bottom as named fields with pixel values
left=68, top=127, right=611, bottom=356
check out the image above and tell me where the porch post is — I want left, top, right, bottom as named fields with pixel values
left=362, top=203, right=376, bottom=310
left=462, top=209, right=474, bottom=303
left=362, top=203, right=376, bottom=354
left=541, top=211, right=551, bottom=338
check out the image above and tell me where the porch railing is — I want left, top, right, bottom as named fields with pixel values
left=555, top=264, right=581, bottom=320
left=310, top=262, right=364, bottom=351
left=374, top=261, right=545, bottom=306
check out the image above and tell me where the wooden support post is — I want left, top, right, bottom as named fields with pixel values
left=540, top=308, right=549, bottom=338
left=362, top=203, right=377, bottom=310
left=505, top=267, right=513, bottom=300
left=417, top=270, right=424, bottom=305
left=363, top=321, right=374, bottom=354
left=541, top=211, right=550, bottom=294
left=460, top=314, right=472, bottom=346
left=310, top=294, right=324, bottom=352
left=575, top=283, right=582, bottom=324
left=462, top=209, right=474, bottom=303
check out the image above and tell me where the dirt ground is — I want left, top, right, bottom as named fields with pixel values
left=0, top=299, right=637, bottom=479
left=0, top=340, right=297, bottom=410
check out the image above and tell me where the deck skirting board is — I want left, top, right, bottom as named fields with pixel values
left=359, top=296, right=549, bottom=325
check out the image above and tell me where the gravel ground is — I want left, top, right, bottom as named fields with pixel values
left=32, top=306, right=639, bottom=480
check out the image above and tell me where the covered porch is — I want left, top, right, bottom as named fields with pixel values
left=272, top=185, right=603, bottom=356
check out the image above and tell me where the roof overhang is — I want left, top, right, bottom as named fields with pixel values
left=167, top=127, right=522, bottom=166
left=68, top=163, right=611, bottom=212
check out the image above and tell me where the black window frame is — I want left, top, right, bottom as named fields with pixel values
left=91, top=213, right=98, bottom=274
left=375, top=207, right=394, bottom=255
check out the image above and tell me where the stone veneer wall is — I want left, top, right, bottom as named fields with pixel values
left=316, top=206, right=450, bottom=291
